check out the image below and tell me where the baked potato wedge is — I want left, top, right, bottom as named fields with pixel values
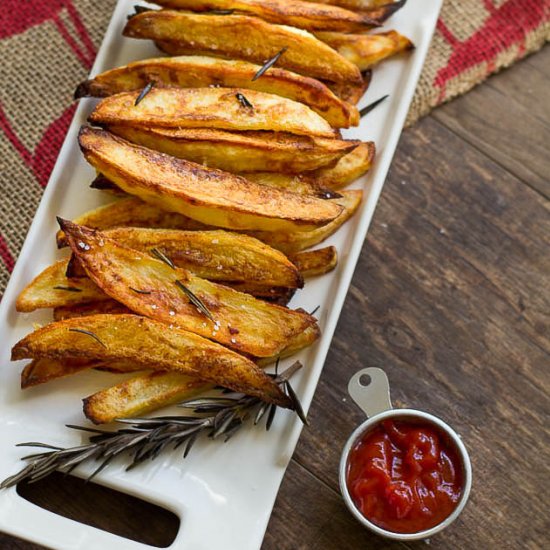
left=79, top=127, right=342, bottom=232
left=289, top=246, right=338, bottom=277
left=124, top=11, right=362, bottom=84
left=83, top=370, right=209, bottom=424
left=253, top=190, right=362, bottom=253
left=20, top=357, right=141, bottom=389
left=316, top=30, right=414, bottom=71
left=76, top=56, right=358, bottom=128
left=105, top=126, right=358, bottom=174
left=55, top=197, right=208, bottom=248
left=150, top=0, right=379, bottom=32
left=16, top=259, right=108, bottom=312
left=102, top=227, right=303, bottom=288
left=12, top=314, right=291, bottom=407
left=60, top=220, right=316, bottom=357
left=90, top=87, right=336, bottom=138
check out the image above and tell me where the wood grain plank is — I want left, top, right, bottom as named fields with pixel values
left=433, top=59, right=550, bottom=199
left=288, top=116, right=550, bottom=549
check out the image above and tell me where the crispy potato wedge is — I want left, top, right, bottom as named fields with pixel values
left=56, top=197, right=208, bottom=248
left=12, top=314, right=291, bottom=407
left=103, top=227, right=303, bottom=288
left=150, top=0, right=379, bottom=31
left=79, top=127, right=342, bottom=232
left=289, top=246, right=338, bottom=277
left=83, top=370, right=209, bottom=424
left=313, top=142, right=376, bottom=189
left=316, top=30, right=414, bottom=71
left=124, top=11, right=362, bottom=84
left=252, top=190, right=362, bottom=253
left=16, top=259, right=108, bottom=312
left=106, top=126, right=357, bottom=173
left=61, top=220, right=317, bottom=357
left=76, top=56, right=358, bottom=128
left=90, top=87, right=336, bottom=138
left=21, top=357, right=141, bottom=388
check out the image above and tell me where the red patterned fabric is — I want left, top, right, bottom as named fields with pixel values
left=0, top=0, right=548, bottom=295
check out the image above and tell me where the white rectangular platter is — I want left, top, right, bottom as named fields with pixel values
left=0, top=1, right=442, bottom=548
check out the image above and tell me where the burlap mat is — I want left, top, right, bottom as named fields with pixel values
left=0, top=0, right=548, bottom=297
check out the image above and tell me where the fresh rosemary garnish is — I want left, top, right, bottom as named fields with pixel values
left=236, top=93, right=253, bottom=109
left=175, top=280, right=214, bottom=322
left=150, top=247, right=176, bottom=269
left=135, top=82, right=154, bottom=106
left=315, top=189, right=343, bottom=200
left=0, top=362, right=305, bottom=488
left=309, top=305, right=320, bottom=316
left=359, top=94, right=389, bottom=118
left=130, top=287, right=152, bottom=295
left=128, top=5, right=152, bottom=19
left=252, top=47, right=288, bottom=81
left=68, top=328, right=107, bottom=348
left=53, top=285, right=82, bottom=292
left=205, top=9, right=234, bottom=15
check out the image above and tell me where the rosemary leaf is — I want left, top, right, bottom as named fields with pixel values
left=53, top=285, right=82, bottom=292
left=359, top=95, right=389, bottom=118
left=315, top=189, right=343, bottom=200
left=130, top=287, right=152, bottom=295
left=134, top=82, right=154, bottom=106
left=175, top=280, right=214, bottom=322
left=236, top=92, right=253, bottom=109
left=252, top=47, right=288, bottom=81
left=68, top=328, right=107, bottom=348
left=150, top=247, right=176, bottom=269
left=309, top=305, right=320, bottom=316
left=205, top=9, right=234, bottom=15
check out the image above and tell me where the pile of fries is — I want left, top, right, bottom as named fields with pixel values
left=12, top=0, right=412, bottom=425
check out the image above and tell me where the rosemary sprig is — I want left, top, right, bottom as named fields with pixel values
left=128, top=5, right=152, bottom=19
left=68, top=328, right=107, bottom=348
left=359, top=95, right=389, bottom=118
left=236, top=93, right=253, bottom=109
left=175, top=280, right=214, bottom=322
left=205, top=9, right=234, bottom=15
left=252, top=47, right=288, bottom=81
left=315, top=189, right=343, bottom=200
left=150, top=247, right=176, bottom=269
left=53, top=285, right=82, bottom=292
left=135, top=82, right=154, bottom=106
left=0, top=362, right=305, bottom=489
left=130, top=287, right=152, bottom=295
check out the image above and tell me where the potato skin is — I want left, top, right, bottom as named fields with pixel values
left=106, top=126, right=358, bottom=173
left=78, top=127, right=342, bottom=233
left=12, top=314, right=291, bottom=407
left=123, top=11, right=362, bottom=84
left=152, top=0, right=379, bottom=32
left=60, top=220, right=317, bottom=358
left=75, top=55, right=358, bottom=128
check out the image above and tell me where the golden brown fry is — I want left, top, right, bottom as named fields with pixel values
left=151, top=0, right=379, bottom=31
left=16, top=259, right=108, bottom=312
left=20, top=357, right=142, bottom=388
left=83, top=370, right=209, bottom=424
left=103, top=227, right=304, bottom=288
left=75, top=56, right=358, bottom=128
left=313, top=142, right=375, bottom=189
left=79, top=127, right=342, bottom=233
left=56, top=197, right=207, bottom=248
left=315, top=30, right=414, bottom=71
left=90, top=87, right=336, bottom=138
left=106, top=126, right=357, bottom=173
left=252, top=190, right=362, bottom=253
left=12, top=314, right=291, bottom=407
left=289, top=246, right=338, bottom=277
left=124, top=11, right=362, bottom=83
left=60, top=220, right=316, bottom=358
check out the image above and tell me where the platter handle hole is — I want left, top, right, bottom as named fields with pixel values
left=358, top=374, right=372, bottom=387
left=16, top=471, right=179, bottom=547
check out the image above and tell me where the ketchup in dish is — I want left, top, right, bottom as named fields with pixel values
left=346, top=419, right=463, bottom=533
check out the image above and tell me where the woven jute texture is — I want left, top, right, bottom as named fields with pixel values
left=0, top=0, right=549, bottom=298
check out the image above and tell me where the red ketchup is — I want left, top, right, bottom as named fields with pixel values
left=346, top=419, right=463, bottom=533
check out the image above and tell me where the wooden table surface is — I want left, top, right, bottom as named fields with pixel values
left=2, top=46, right=548, bottom=550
